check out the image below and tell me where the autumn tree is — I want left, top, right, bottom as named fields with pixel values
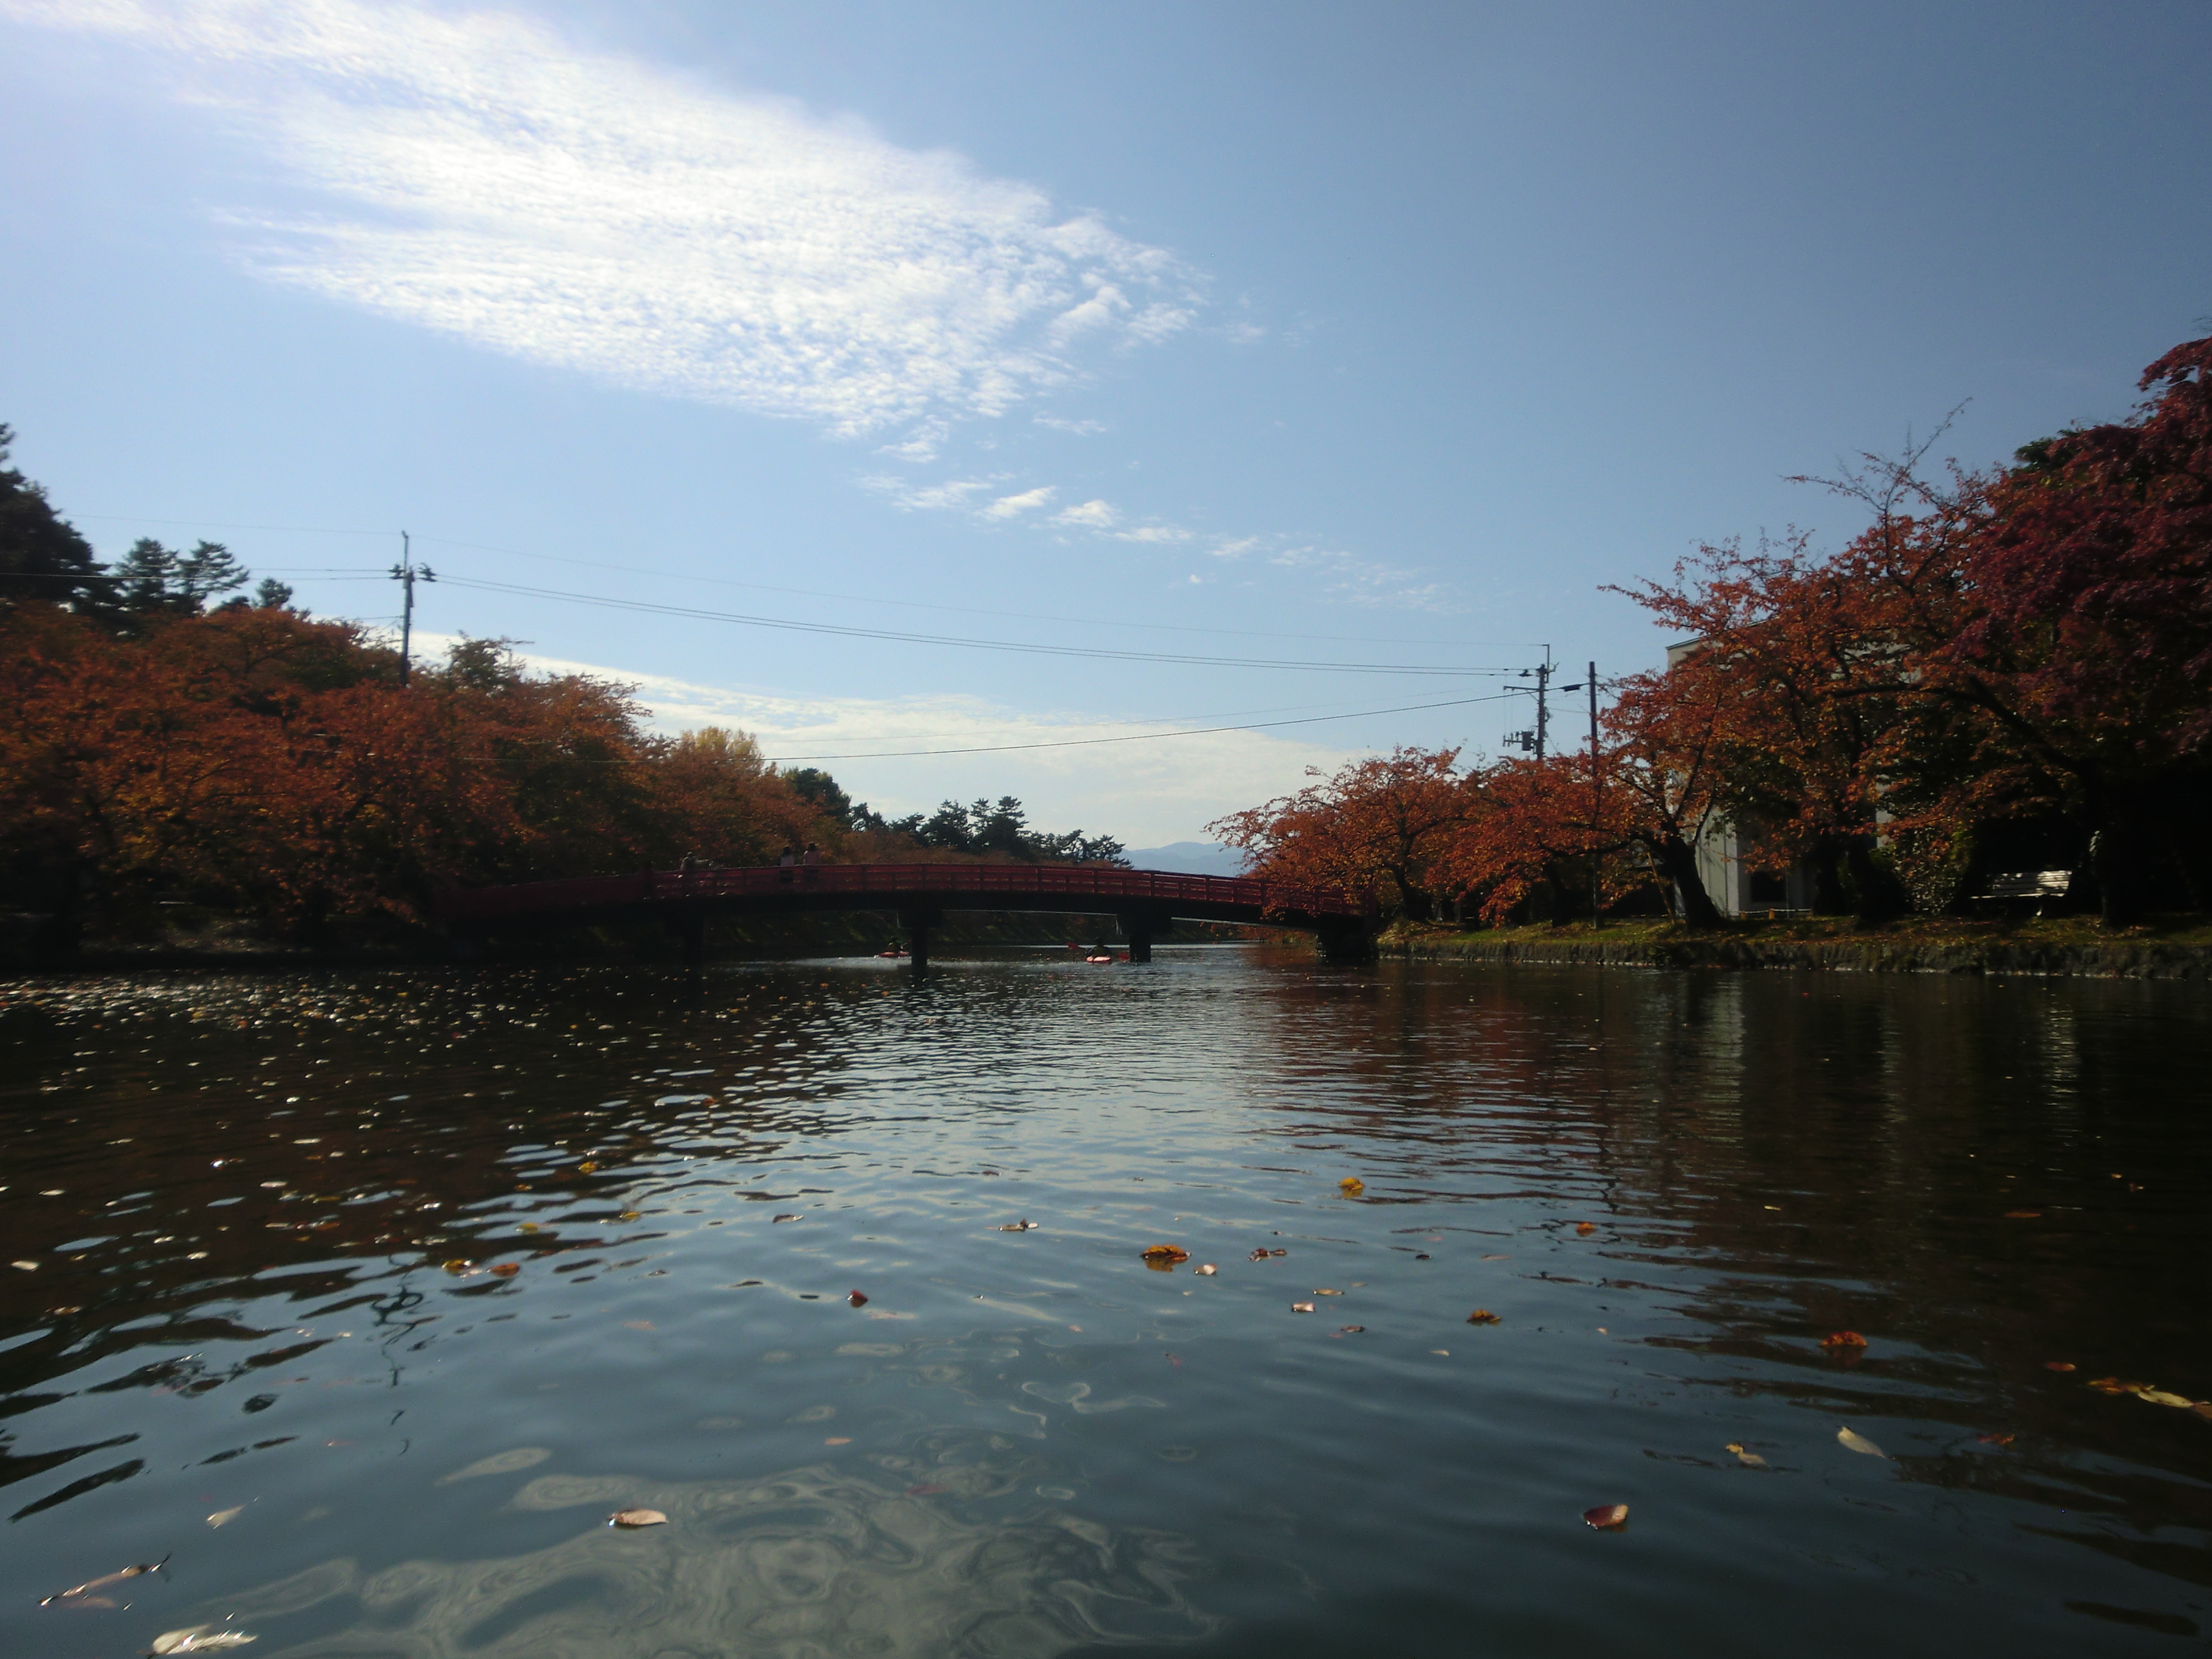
left=1210, top=747, right=1471, bottom=920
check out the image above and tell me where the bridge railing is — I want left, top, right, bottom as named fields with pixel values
left=438, top=862, right=1373, bottom=923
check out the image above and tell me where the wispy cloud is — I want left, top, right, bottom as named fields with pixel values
left=1053, top=498, right=1118, bottom=528
left=983, top=485, right=1056, bottom=519
left=1034, top=415, right=1108, bottom=435
left=5, top=0, right=1201, bottom=437
left=1270, top=544, right=1450, bottom=610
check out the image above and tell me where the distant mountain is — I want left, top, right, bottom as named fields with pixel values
left=1124, top=841, right=1248, bottom=876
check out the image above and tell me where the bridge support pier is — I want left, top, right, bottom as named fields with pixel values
left=1117, top=910, right=1174, bottom=964
left=899, top=908, right=942, bottom=973
left=671, top=903, right=707, bottom=969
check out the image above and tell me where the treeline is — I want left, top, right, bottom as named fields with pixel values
left=0, top=428, right=1121, bottom=950
left=1215, top=335, right=2212, bottom=930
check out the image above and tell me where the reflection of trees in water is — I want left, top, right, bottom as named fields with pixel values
left=213, top=1452, right=1218, bottom=1658
left=1242, top=967, right=2212, bottom=1583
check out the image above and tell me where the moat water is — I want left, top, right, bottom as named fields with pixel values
left=2, top=949, right=2208, bottom=1657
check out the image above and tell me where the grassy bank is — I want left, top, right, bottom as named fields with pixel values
left=1380, top=914, right=2212, bottom=980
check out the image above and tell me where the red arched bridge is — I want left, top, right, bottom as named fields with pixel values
left=437, top=862, right=1378, bottom=968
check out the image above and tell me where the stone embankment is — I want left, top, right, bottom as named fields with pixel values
left=1384, top=930, right=2212, bottom=980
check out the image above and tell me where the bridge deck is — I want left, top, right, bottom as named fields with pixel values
left=439, top=862, right=1372, bottom=928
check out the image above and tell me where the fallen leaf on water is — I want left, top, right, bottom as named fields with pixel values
left=1581, top=1504, right=1629, bottom=1530
left=1194, top=1264, right=1217, bottom=1275
left=1272, top=1248, right=1287, bottom=1257
left=1141, top=1244, right=1190, bottom=1265
left=1724, top=1443, right=1767, bottom=1467
left=905, top=1483, right=948, bottom=1496
left=1292, top=1302, right=1315, bottom=1313
left=41, top=1559, right=166, bottom=1606
left=578, top=1162, right=598, bottom=1175
left=489, top=1263, right=519, bottom=1278
left=1248, top=1248, right=1270, bottom=1262
left=610, top=1508, right=667, bottom=1528
left=1575, top=1222, right=1595, bottom=1236
left=1976, top=1433, right=2016, bottom=1446
left=1338, top=1177, right=1364, bottom=1195
left=206, top=1507, right=243, bottom=1527
left=1466, top=1309, right=1501, bottom=1325
left=1431, top=1349, right=1449, bottom=1356
left=2088, top=1376, right=2148, bottom=1395
left=150, top=1626, right=257, bottom=1652
left=847, top=1290, right=868, bottom=1307
left=996, top=1220, right=1037, bottom=1232
left=2004, top=1210, right=2042, bottom=1219
left=1481, top=1253, right=1509, bottom=1261
left=825, top=1436, right=852, bottom=1445
left=1338, top=1325, right=1366, bottom=1334
left=2139, top=1390, right=2196, bottom=1408
left=772, top=1213, right=802, bottom=1223
left=1314, top=1288, right=1342, bottom=1296
left=1837, top=1426, right=1888, bottom=1458
left=441, top=1259, right=470, bottom=1274
left=618, top=1211, right=641, bottom=1222
left=2193, top=1403, right=2212, bottom=1420
left=2045, top=1361, right=2076, bottom=1372
left=1819, top=1330, right=1869, bottom=1350
left=517, top=1222, right=540, bottom=1232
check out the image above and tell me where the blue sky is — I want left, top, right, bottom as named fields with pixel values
left=4, top=1, right=2207, bottom=844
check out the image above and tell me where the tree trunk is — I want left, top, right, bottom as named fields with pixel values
left=1651, top=833, right=1724, bottom=928
left=2091, top=822, right=2143, bottom=928
left=1809, top=841, right=1849, bottom=916
left=1843, top=838, right=1908, bottom=924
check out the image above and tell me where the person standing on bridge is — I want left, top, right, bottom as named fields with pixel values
left=802, top=842, right=821, bottom=882
left=778, top=846, right=796, bottom=883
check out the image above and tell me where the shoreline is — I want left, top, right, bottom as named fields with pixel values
left=1381, top=921, right=2212, bottom=980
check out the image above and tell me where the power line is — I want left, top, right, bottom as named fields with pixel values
left=757, top=688, right=1526, bottom=762
left=414, top=531, right=1530, bottom=652
left=51, top=511, right=1532, bottom=650
left=433, top=574, right=1515, bottom=677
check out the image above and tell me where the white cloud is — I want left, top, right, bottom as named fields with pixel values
left=1270, top=544, right=1452, bottom=611
left=411, top=634, right=1355, bottom=846
left=1053, top=498, right=1118, bottom=529
left=7, top=0, right=1201, bottom=436
left=1210, top=537, right=1260, bottom=558
left=1112, top=525, right=1191, bottom=544
left=1034, top=415, right=1108, bottom=435
left=983, top=484, right=1056, bottom=519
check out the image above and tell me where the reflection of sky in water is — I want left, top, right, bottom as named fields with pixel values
left=232, top=1460, right=1215, bottom=1658
left=5, top=956, right=2212, bottom=1656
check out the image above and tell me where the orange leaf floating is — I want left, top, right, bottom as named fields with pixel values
left=1141, top=1244, right=1190, bottom=1265
left=609, top=1509, right=666, bottom=1528
left=2004, top=1210, right=2042, bottom=1219
left=1976, top=1432, right=2016, bottom=1446
left=996, top=1220, right=1037, bottom=1232
left=1248, top=1248, right=1271, bottom=1261
left=1292, top=1302, right=1315, bottom=1313
left=847, top=1290, right=868, bottom=1307
left=441, top=1259, right=471, bottom=1274
left=2044, top=1361, right=2076, bottom=1372
left=1339, top=1177, right=1365, bottom=1196
left=1466, top=1309, right=1501, bottom=1325
left=2088, top=1376, right=2148, bottom=1395
left=489, top=1263, right=520, bottom=1278
left=1819, top=1330, right=1868, bottom=1351
left=1582, top=1504, right=1629, bottom=1529
left=1575, top=1222, right=1596, bottom=1236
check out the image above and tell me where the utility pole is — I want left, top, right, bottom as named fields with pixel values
left=1511, top=646, right=1555, bottom=757
left=390, top=532, right=435, bottom=686
left=1587, top=661, right=1603, bottom=930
